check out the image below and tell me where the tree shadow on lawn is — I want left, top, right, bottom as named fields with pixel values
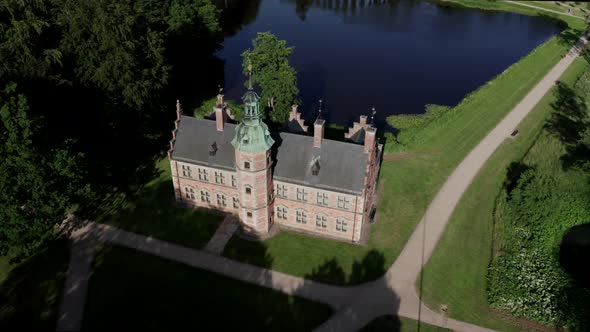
left=76, top=232, right=401, bottom=331
left=545, top=82, right=590, bottom=172
left=0, top=238, right=70, bottom=330
left=556, top=223, right=590, bottom=330
left=97, top=172, right=225, bottom=249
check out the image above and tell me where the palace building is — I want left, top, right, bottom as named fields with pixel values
left=168, top=83, right=382, bottom=243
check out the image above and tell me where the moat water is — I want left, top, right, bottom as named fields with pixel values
left=215, top=0, right=562, bottom=127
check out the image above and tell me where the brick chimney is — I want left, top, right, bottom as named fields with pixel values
left=364, top=127, right=376, bottom=153
left=215, top=94, right=226, bottom=132
left=359, top=115, right=367, bottom=127
left=289, top=105, right=298, bottom=121
left=314, top=119, right=325, bottom=148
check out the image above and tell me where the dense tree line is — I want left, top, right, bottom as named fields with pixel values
left=0, top=0, right=222, bottom=258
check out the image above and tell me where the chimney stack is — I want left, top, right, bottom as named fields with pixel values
left=364, top=127, right=376, bottom=153
left=314, top=119, right=325, bottom=148
left=215, top=94, right=226, bottom=132
left=289, top=105, right=298, bottom=121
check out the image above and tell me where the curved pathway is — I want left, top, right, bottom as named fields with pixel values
left=58, top=39, right=587, bottom=331
left=505, top=1, right=586, bottom=20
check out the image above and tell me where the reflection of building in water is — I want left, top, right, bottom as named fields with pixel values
left=285, top=0, right=421, bottom=32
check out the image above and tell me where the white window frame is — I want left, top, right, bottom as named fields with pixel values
left=297, top=188, right=308, bottom=202
left=337, top=196, right=350, bottom=209
left=198, top=168, right=209, bottom=181
left=336, top=218, right=348, bottom=232
left=277, top=206, right=288, bottom=219
left=182, top=165, right=192, bottom=178
left=184, top=186, right=195, bottom=199
left=200, top=190, right=210, bottom=203
left=317, top=192, right=328, bottom=206
left=296, top=210, right=307, bottom=224
left=316, top=214, right=327, bottom=228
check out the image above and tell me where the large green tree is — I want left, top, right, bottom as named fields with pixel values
left=0, top=0, right=222, bottom=257
left=242, top=32, right=299, bottom=124
left=0, top=84, right=90, bottom=257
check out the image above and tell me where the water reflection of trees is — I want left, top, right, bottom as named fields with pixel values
left=214, top=0, right=263, bottom=37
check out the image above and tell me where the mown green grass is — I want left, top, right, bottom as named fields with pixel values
left=360, top=315, right=450, bottom=332
left=223, top=8, right=582, bottom=285
left=419, top=57, right=589, bottom=331
left=82, top=245, right=332, bottom=331
left=101, top=159, right=224, bottom=249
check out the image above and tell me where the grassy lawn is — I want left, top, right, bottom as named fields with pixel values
left=82, top=245, right=332, bottom=331
left=100, top=159, right=224, bottom=249
left=524, top=1, right=589, bottom=18
left=418, top=56, right=589, bottom=331
left=0, top=238, right=70, bottom=330
left=360, top=315, right=449, bottom=332
left=223, top=4, right=583, bottom=285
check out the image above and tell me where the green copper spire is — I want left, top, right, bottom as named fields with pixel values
left=231, top=64, right=274, bottom=153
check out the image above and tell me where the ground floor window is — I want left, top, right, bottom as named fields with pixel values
left=336, top=218, right=348, bottom=232
left=216, top=193, right=227, bottom=207
left=184, top=187, right=195, bottom=199
left=296, top=210, right=307, bottom=224
left=200, top=190, right=210, bottom=203
left=277, top=206, right=288, bottom=219
left=316, top=215, right=327, bottom=228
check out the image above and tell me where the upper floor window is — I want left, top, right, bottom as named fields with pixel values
left=296, top=188, right=308, bottom=202
left=317, top=192, right=329, bottom=206
left=277, top=184, right=288, bottom=198
left=244, top=161, right=251, bottom=170
left=337, top=196, right=350, bottom=210
left=184, top=187, right=195, bottom=199
left=296, top=210, right=307, bottom=224
left=216, top=193, right=227, bottom=207
left=198, top=168, right=208, bottom=181
left=277, top=206, right=288, bottom=219
left=233, top=196, right=239, bottom=209
left=182, top=165, right=192, bottom=178
left=316, top=214, right=327, bottom=228
left=245, top=186, right=252, bottom=195
left=231, top=175, right=237, bottom=188
left=215, top=171, right=225, bottom=184
left=200, top=190, right=210, bottom=203
left=336, top=218, right=348, bottom=232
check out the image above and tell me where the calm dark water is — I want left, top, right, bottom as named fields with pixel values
left=216, top=0, right=562, bottom=127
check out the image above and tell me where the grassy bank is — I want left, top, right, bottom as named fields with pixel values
left=82, top=245, right=332, bottom=330
left=222, top=5, right=583, bottom=285
left=419, top=57, right=588, bottom=331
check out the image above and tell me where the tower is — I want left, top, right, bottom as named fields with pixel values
left=231, top=75, right=275, bottom=235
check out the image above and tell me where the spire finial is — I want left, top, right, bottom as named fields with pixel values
left=318, top=99, right=323, bottom=119
left=176, top=99, right=182, bottom=113
left=247, top=59, right=253, bottom=90
left=371, top=107, right=376, bottom=123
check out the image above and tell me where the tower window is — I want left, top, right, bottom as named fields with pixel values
left=247, top=212, right=252, bottom=218
left=245, top=186, right=252, bottom=194
left=231, top=175, right=237, bottom=187
left=244, top=161, right=251, bottom=170
left=233, top=197, right=239, bottom=208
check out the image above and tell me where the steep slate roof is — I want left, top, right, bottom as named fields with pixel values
left=271, top=132, right=367, bottom=194
left=171, top=116, right=237, bottom=170
left=171, top=117, right=368, bottom=194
